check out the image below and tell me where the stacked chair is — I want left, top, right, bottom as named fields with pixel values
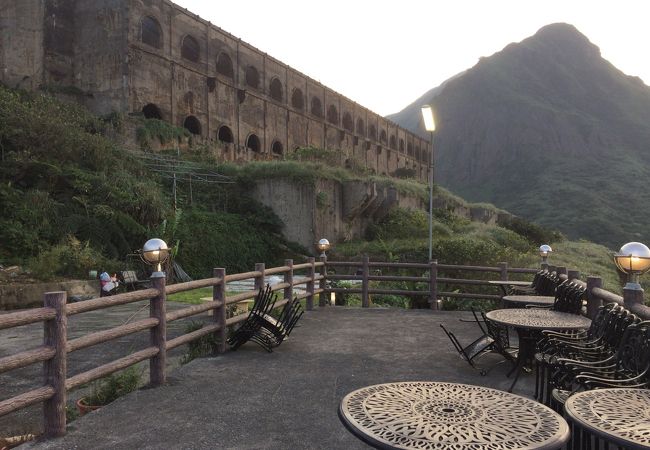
left=534, top=303, right=641, bottom=405
left=510, top=269, right=560, bottom=296
left=227, top=285, right=304, bottom=353
left=440, top=308, right=516, bottom=376
left=527, top=279, right=586, bottom=315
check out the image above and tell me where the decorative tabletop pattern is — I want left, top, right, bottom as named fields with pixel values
left=486, top=308, right=591, bottom=330
left=502, top=295, right=556, bottom=306
left=564, top=388, right=650, bottom=449
left=339, top=381, right=569, bottom=449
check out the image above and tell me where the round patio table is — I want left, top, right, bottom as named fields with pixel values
left=338, top=381, right=570, bottom=450
left=564, top=388, right=650, bottom=449
left=502, top=295, right=555, bottom=308
left=485, top=309, right=591, bottom=392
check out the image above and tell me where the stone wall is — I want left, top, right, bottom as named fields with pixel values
left=1, top=0, right=430, bottom=182
left=0, top=280, right=99, bottom=310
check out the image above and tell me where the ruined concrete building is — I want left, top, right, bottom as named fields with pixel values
left=1, top=0, right=431, bottom=181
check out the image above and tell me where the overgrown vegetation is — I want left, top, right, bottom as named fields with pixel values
left=82, top=366, right=141, bottom=406
left=180, top=321, right=219, bottom=365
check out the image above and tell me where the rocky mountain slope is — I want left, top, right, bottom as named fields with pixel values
left=389, top=23, right=650, bottom=249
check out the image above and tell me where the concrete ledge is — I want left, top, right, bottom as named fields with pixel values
left=0, top=280, right=99, bottom=310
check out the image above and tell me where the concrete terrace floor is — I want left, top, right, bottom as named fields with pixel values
left=22, top=307, right=536, bottom=450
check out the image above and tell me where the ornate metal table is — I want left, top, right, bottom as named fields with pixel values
left=485, top=309, right=591, bottom=392
left=488, top=280, right=534, bottom=295
left=339, top=381, right=569, bottom=449
left=564, top=388, right=650, bottom=449
left=502, top=295, right=555, bottom=308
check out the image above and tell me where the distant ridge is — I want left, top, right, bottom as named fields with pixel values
left=389, top=23, right=650, bottom=248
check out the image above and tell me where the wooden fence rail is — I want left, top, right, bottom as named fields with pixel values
left=1, top=255, right=648, bottom=440
left=0, top=259, right=322, bottom=437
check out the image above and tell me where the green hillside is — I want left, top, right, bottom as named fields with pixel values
left=0, top=84, right=624, bottom=303
left=389, top=23, right=650, bottom=250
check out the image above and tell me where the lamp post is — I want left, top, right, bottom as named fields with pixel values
left=539, top=244, right=552, bottom=267
left=141, top=238, right=170, bottom=278
left=614, top=242, right=650, bottom=290
left=421, top=105, right=436, bottom=262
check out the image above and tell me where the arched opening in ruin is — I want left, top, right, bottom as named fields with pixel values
left=356, top=118, right=365, bottom=135
left=377, top=145, right=382, bottom=155
left=141, top=16, right=162, bottom=49
left=142, top=103, right=162, bottom=120
left=291, top=88, right=304, bottom=109
left=181, top=35, right=200, bottom=62
left=217, top=125, right=234, bottom=143
left=183, top=115, right=201, bottom=135
left=245, top=65, right=260, bottom=89
left=311, top=97, right=322, bottom=118
left=368, top=124, right=377, bottom=141
left=407, top=142, right=413, bottom=156
left=380, top=130, right=387, bottom=143
left=216, top=52, right=234, bottom=78
left=327, top=105, right=338, bottom=125
left=246, top=134, right=261, bottom=153
left=342, top=112, right=353, bottom=132
left=271, top=140, right=283, bottom=156
left=399, top=138, right=405, bottom=153
left=270, top=78, right=283, bottom=102
left=389, top=135, right=396, bottom=149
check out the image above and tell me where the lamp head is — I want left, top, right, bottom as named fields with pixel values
left=317, top=238, right=331, bottom=257
left=539, top=244, right=552, bottom=258
left=142, top=238, right=170, bottom=276
left=421, top=105, right=436, bottom=132
left=614, top=242, right=650, bottom=288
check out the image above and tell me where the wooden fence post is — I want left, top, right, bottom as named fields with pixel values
left=319, top=255, right=327, bottom=307
left=43, top=291, right=67, bottom=438
left=568, top=270, right=580, bottom=281
left=284, top=259, right=294, bottom=301
left=362, top=255, right=370, bottom=308
left=623, top=286, right=645, bottom=310
left=255, top=263, right=265, bottom=292
left=306, top=257, right=315, bottom=310
left=150, top=275, right=167, bottom=387
left=498, top=262, right=508, bottom=281
left=429, top=260, right=438, bottom=310
left=586, top=276, right=603, bottom=319
left=213, top=268, right=227, bottom=353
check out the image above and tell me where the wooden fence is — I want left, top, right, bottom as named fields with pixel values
left=0, top=258, right=323, bottom=438
left=2, top=256, right=649, bottom=439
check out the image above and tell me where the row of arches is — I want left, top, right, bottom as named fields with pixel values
left=142, top=103, right=428, bottom=163
left=139, top=15, right=424, bottom=157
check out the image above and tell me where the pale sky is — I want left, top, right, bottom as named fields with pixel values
left=174, top=0, right=650, bottom=116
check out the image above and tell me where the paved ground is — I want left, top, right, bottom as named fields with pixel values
left=9, top=307, right=537, bottom=449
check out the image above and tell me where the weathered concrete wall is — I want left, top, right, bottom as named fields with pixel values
left=0, top=280, right=99, bottom=310
left=252, top=178, right=425, bottom=251
left=0, top=0, right=44, bottom=90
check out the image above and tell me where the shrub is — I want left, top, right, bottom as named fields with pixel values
left=181, top=321, right=219, bottom=364
left=84, top=366, right=141, bottom=406
left=28, top=236, right=115, bottom=281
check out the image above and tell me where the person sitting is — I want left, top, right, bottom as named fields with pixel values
left=99, top=272, right=120, bottom=297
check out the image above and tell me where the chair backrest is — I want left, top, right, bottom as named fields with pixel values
left=615, top=321, right=650, bottom=375
left=251, top=284, right=276, bottom=317
left=604, top=308, right=640, bottom=350
left=586, top=302, right=619, bottom=340
left=537, top=271, right=560, bottom=296
left=481, top=311, right=510, bottom=350
left=121, top=270, right=138, bottom=284
left=552, top=280, right=586, bottom=314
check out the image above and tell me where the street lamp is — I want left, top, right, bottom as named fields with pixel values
left=539, top=244, right=552, bottom=266
left=141, top=238, right=170, bottom=278
left=614, top=242, right=650, bottom=290
left=317, top=238, right=331, bottom=258
left=421, top=104, right=436, bottom=261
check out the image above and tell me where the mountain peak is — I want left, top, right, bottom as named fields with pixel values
left=527, top=22, right=600, bottom=56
